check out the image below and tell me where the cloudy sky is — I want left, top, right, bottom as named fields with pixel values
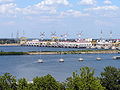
left=0, top=0, right=120, bottom=39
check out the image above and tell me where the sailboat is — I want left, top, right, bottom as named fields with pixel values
left=59, top=47, right=64, bottom=62
left=37, top=35, right=44, bottom=63
left=37, top=51, right=44, bottom=63
left=59, top=36, right=64, bottom=63
left=37, top=59, right=44, bottom=63
left=78, top=58, right=84, bottom=61
left=96, top=30, right=103, bottom=61
left=96, top=57, right=102, bottom=61
left=59, top=58, right=64, bottom=62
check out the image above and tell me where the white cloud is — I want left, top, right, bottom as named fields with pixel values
left=85, top=5, right=119, bottom=11
left=0, top=0, right=14, bottom=3
left=38, top=0, right=69, bottom=6
left=17, top=5, right=57, bottom=15
left=0, top=0, right=69, bottom=16
left=0, top=3, right=16, bottom=14
left=61, top=10, right=89, bottom=17
left=104, top=0, right=112, bottom=5
left=0, top=21, right=15, bottom=26
left=15, top=0, right=69, bottom=15
left=79, top=0, right=97, bottom=5
left=95, top=20, right=113, bottom=27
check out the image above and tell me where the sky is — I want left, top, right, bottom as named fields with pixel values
left=0, top=0, right=120, bottom=39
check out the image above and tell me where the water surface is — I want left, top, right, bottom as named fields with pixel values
left=0, top=46, right=120, bottom=81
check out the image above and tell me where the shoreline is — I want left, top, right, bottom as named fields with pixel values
left=0, top=44, right=20, bottom=46
left=28, top=50, right=120, bottom=55
left=0, top=50, right=119, bottom=55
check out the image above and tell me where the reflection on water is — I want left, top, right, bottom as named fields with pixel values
left=0, top=52, right=120, bottom=81
left=0, top=46, right=96, bottom=52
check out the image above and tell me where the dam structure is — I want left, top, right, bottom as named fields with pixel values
left=21, top=39, right=93, bottom=48
left=20, top=38, right=120, bottom=49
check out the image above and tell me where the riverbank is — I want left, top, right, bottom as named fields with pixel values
left=0, top=50, right=119, bottom=55
left=0, top=52, right=28, bottom=55
left=28, top=50, right=120, bottom=55
left=0, top=44, right=20, bottom=46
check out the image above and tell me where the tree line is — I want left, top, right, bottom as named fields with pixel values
left=0, top=66, right=120, bottom=90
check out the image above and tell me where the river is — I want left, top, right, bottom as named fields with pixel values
left=0, top=46, right=120, bottom=81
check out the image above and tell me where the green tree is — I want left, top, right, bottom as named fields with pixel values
left=0, top=73, right=17, bottom=90
left=100, top=66, right=120, bottom=90
left=17, top=78, right=28, bottom=90
left=33, top=74, right=60, bottom=90
left=17, top=78, right=35, bottom=90
left=66, top=67, right=105, bottom=90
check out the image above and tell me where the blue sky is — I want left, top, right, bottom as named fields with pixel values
left=0, top=0, right=120, bottom=39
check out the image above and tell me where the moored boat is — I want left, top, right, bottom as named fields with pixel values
left=59, top=58, right=64, bottom=62
left=96, top=57, right=102, bottom=61
left=78, top=58, right=84, bottom=61
left=37, top=59, right=44, bottom=63
left=112, top=56, right=120, bottom=60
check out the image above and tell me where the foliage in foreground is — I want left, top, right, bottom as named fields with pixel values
left=65, top=67, right=105, bottom=90
left=0, top=66, right=120, bottom=90
left=100, top=66, right=120, bottom=90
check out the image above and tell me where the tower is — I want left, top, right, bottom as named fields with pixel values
left=40, top=32, right=45, bottom=41
left=61, top=33, right=68, bottom=41
left=51, top=32, right=56, bottom=41
left=76, top=31, right=83, bottom=40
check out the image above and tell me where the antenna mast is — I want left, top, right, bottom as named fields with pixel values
left=16, top=30, right=19, bottom=39
left=100, top=30, right=103, bottom=40
left=109, top=31, right=112, bottom=40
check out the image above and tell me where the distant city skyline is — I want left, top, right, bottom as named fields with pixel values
left=0, top=0, right=120, bottom=39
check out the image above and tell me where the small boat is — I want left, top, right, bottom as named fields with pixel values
left=78, top=58, right=84, bottom=61
left=96, top=57, right=102, bottom=61
left=112, top=56, right=120, bottom=60
left=59, top=58, right=64, bottom=62
left=37, top=59, right=44, bottom=63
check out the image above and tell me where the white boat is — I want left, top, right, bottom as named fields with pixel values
left=112, top=56, right=120, bottom=60
left=59, top=58, right=64, bottom=62
left=37, top=59, right=44, bottom=63
left=78, top=58, right=84, bottom=61
left=96, top=57, right=102, bottom=60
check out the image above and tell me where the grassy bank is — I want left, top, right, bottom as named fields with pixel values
left=0, top=52, right=28, bottom=55
left=29, top=50, right=120, bottom=55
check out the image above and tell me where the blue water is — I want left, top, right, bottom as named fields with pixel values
left=0, top=46, right=83, bottom=52
left=0, top=46, right=96, bottom=52
left=0, top=46, right=120, bottom=81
